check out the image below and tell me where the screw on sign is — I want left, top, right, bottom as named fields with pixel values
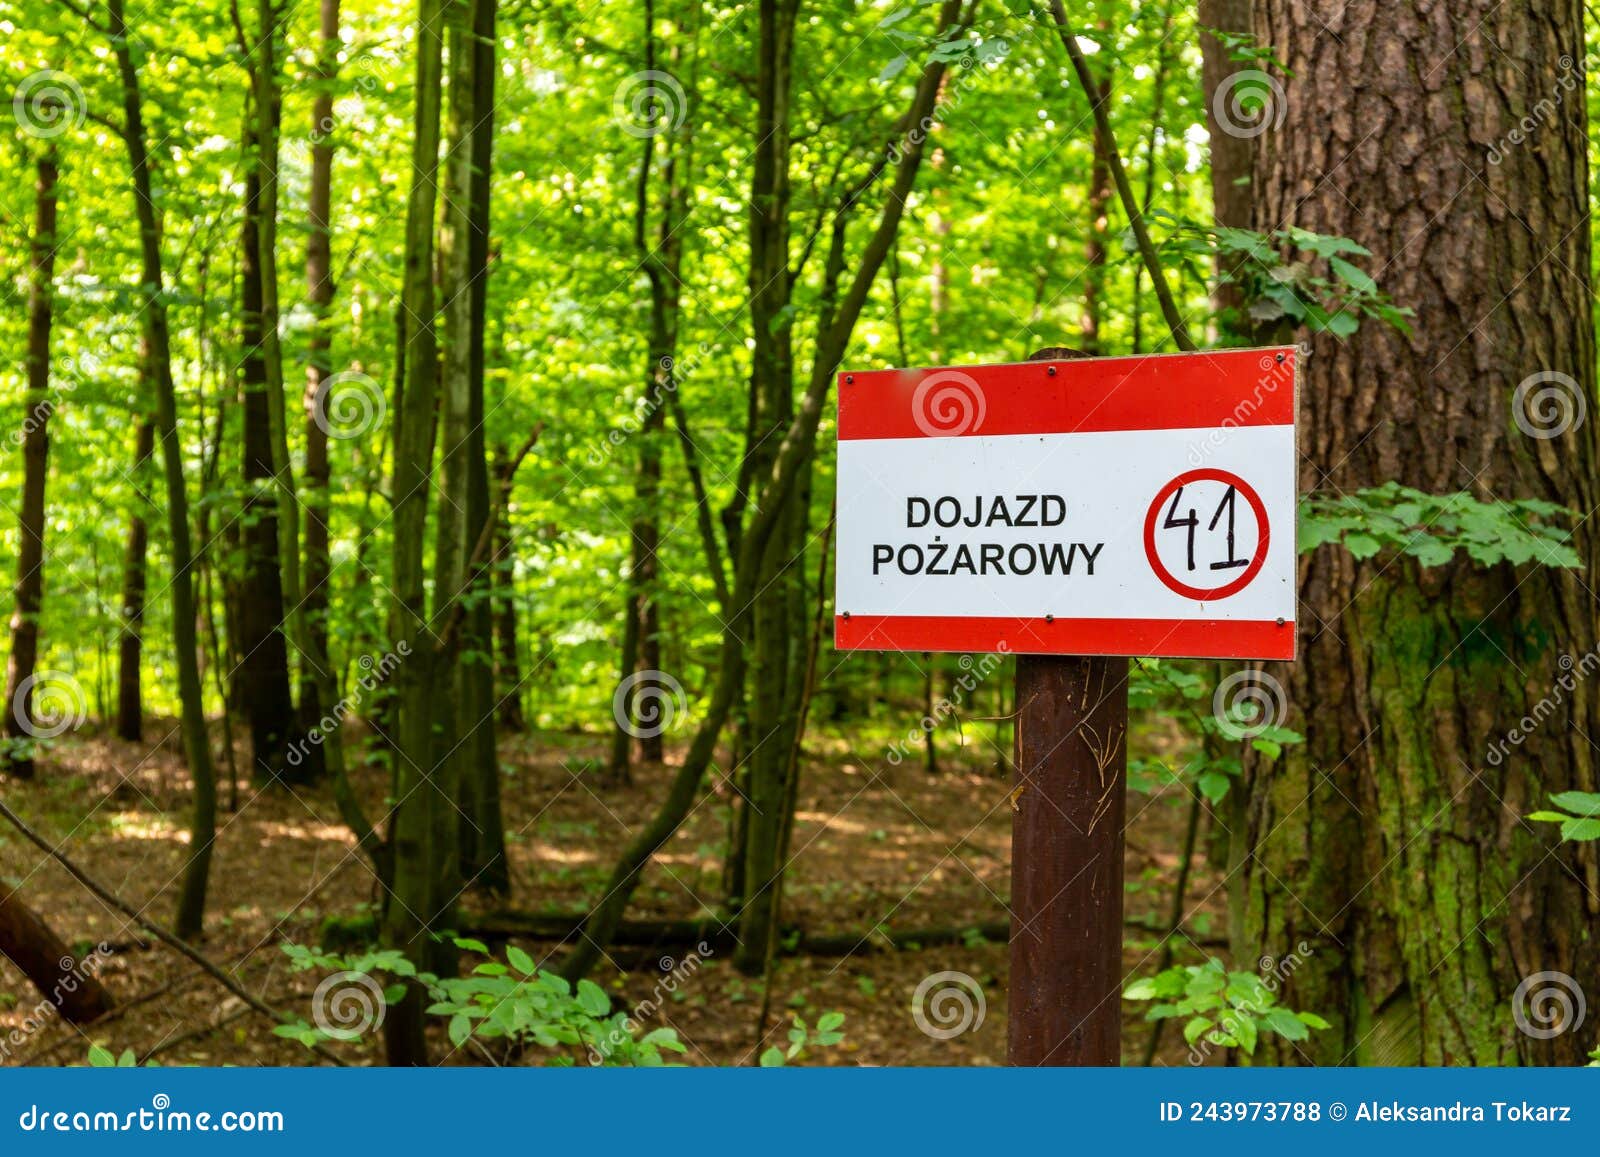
left=835, top=345, right=1297, bottom=1064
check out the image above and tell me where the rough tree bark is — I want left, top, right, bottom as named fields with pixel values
left=3, top=150, right=60, bottom=780
left=1238, top=0, right=1600, bottom=1065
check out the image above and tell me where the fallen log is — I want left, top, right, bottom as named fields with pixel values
left=465, top=910, right=1226, bottom=966
left=467, top=912, right=1015, bottom=959
left=0, top=884, right=115, bottom=1023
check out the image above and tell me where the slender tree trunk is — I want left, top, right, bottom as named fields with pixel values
left=236, top=144, right=296, bottom=784
left=491, top=447, right=526, bottom=732
left=115, top=417, right=154, bottom=742
left=444, top=0, right=509, bottom=895
left=734, top=0, right=801, bottom=976
left=299, top=0, right=342, bottom=781
left=249, top=0, right=307, bottom=725
left=1199, top=0, right=1254, bottom=336
left=3, top=151, right=60, bottom=780
left=1080, top=26, right=1112, bottom=354
left=1238, top=0, right=1600, bottom=1065
left=105, top=0, right=220, bottom=940
left=382, top=0, right=449, bottom=1065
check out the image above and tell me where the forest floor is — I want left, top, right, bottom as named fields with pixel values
left=0, top=713, right=1223, bottom=1066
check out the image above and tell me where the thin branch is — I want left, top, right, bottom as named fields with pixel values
left=1043, top=0, right=1195, bottom=351
left=0, top=798, right=347, bottom=1066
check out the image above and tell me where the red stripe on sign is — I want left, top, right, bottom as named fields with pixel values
left=838, top=347, right=1295, bottom=440
left=834, top=615, right=1295, bottom=661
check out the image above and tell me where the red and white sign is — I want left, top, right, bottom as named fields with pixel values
left=833, top=348, right=1297, bottom=660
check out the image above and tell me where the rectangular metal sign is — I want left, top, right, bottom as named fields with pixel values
left=833, top=348, right=1298, bottom=660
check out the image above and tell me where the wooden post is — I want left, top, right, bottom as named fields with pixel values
left=1008, top=346, right=1129, bottom=1066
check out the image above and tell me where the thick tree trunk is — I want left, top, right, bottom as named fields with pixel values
left=3, top=151, right=60, bottom=780
left=298, top=0, right=342, bottom=781
left=106, top=0, right=220, bottom=941
left=115, top=418, right=154, bottom=742
left=1239, top=0, right=1600, bottom=1065
left=236, top=153, right=297, bottom=784
left=0, top=887, right=115, bottom=1024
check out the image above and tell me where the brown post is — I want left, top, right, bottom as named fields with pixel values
left=1008, top=346, right=1129, bottom=1066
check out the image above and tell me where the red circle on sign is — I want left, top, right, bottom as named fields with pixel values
left=1143, top=468, right=1270, bottom=601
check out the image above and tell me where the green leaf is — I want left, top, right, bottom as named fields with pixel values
left=1343, top=532, right=1382, bottom=559
left=817, top=1011, right=845, bottom=1033
left=1296, top=1011, right=1332, bottom=1030
left=1232, top=1013, right=1259, bottom=1055
left=87, top=1044, right=115, bottom=1067
left=1264, top=1007, right=1310, bottom=1041
left=1124, top=978, right=1160, bottom=1001
left=1196, top=770, right=1231, bottom=803
left=1328, top=256, right=1378, bottom=294
left=1560, top=817, right=1600, bottom=842
left=505, top=945, right=536, bottom=976
left=877, top=53, right=910, bottom=83
left=1182, top=1015, right=1211, bottom=1044
left=1550, top=791, right=1600, bottom=817
left=448, top=1013, right=472, bottom=1047
left=576, top=978, right=611, bottom=1017
left=759, top=1046, right=786, bottom=1067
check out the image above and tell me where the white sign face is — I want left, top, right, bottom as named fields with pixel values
left=833, top=349, right=1298, bottom=660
